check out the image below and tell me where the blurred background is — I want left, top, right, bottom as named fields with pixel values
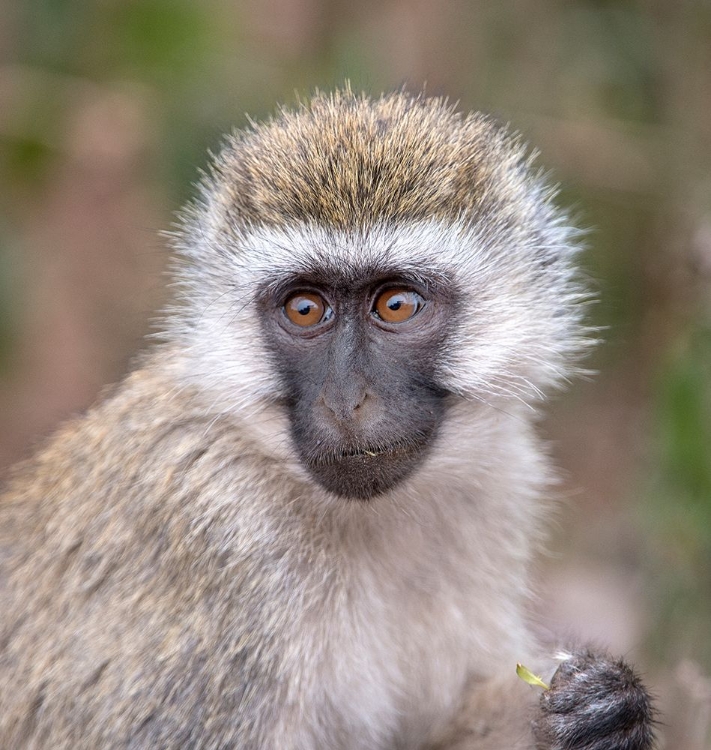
left=0, top=0, right=709, bottom=746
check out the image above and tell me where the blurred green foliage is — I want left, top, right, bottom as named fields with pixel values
left=648, top=319, right=711, bottom=666
left=0, top=229, right=19, bottom=375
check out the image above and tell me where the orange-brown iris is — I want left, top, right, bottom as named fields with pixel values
left=374, top=288, right=423, bottom=323
left=284, top=292, right=328, bottom=327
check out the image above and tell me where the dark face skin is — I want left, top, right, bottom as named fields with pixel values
left=259, top=266, right=457, bottom=500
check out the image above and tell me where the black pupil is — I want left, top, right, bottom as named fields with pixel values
left=389, top=297, right=403, bottom=310
left=298, top=301, right=314, bottom=316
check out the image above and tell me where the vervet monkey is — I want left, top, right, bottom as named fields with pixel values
left=0, top=90, right=654, bottom=749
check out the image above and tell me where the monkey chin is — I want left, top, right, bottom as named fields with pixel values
left=305, top=442, right=428, bottom=500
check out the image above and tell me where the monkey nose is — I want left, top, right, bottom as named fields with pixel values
left=319, top=381, right=370, bottom=424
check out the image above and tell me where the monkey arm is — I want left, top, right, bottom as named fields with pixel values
left=425, top=673, right=538, bottom=749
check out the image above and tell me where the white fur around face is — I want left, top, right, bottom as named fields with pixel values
left=168, top=214, right=585, bottom=454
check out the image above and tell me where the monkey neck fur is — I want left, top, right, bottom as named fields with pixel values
left=133, top=354, right=546, bottom=640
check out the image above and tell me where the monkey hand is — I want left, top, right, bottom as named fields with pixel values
left=532, top=648, right=655, bottom=750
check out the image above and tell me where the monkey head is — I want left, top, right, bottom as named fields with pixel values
left=168, top=91, right=589, bottom=500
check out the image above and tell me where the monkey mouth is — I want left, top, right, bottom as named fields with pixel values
left=300, top=435, right=432, bottom=500
left=314, top=440, right=414, bottom=465
left=340, top=447, right=384, bottom=458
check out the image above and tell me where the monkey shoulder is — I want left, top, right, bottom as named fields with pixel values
left=0, top=364, right=298, bottom=746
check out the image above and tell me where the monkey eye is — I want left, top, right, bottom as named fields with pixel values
left=372, top=288, right=425, bottom=324
left=283, top=292, right=332, bottom=328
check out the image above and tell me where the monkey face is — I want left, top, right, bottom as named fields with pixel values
left=258, top=268, right=457, bottom=499
left=172, top=216, right=586, bottom=502
left=169, top=94, right=589, bottom=503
